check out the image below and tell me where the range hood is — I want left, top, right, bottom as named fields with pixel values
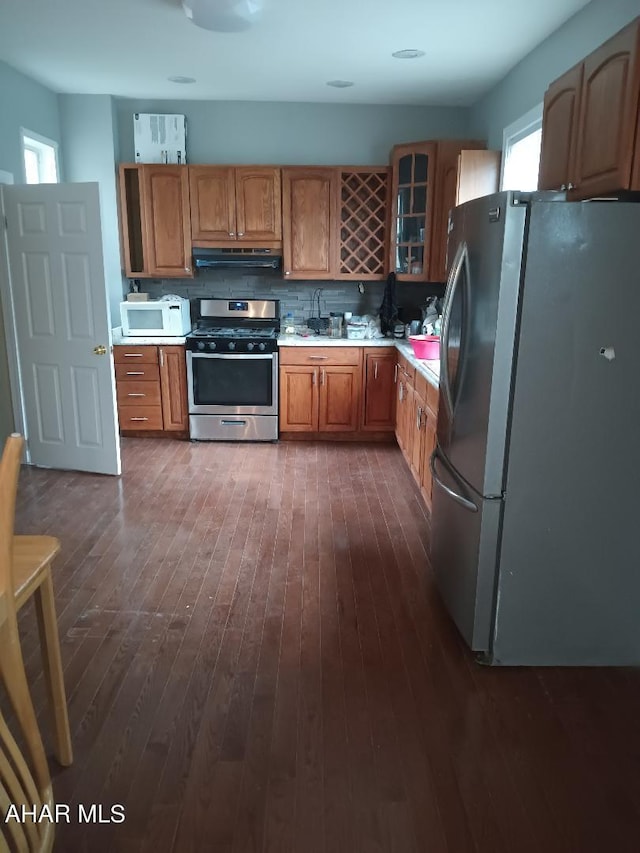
left=193, top=247, right=281, bottom=270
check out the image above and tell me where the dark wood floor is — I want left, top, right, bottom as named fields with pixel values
left=11, top=437, right=640, bottom=852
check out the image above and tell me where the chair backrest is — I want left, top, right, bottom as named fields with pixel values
left=0, top=433, right=54, bottom=852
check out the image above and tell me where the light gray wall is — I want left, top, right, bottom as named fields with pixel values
left=0, top=60, right=62, bottom=444
left=115, top=99, right=472, bottom=165
left=470, top=0, right=640, bottom=148
left=59, top=94, right=125, bottom=324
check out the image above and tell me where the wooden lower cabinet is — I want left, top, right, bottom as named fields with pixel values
left=279, top=365, right=318, bottom=431
left=279, top=347, right=361, bottom=434
left=114, top=344, right=188, bottom=435
left=362, top=350, right=396, bottom=431
left=394, top=352, right=440, bottom=512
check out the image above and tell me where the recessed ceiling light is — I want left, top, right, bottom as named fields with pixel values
left=392, top=49, right=425, bottom=60
left=326, top=80, right=355, bottom=88
left=168, top=76, right=196, bottom=84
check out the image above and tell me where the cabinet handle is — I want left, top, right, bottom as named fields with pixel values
left=567, top=182, right=575, bottom=190
left=159, top=348, right=164, bottom=368
left=284, top=271, right=290, bottom=276
left=374, top=361, right=378, bottom=380
left=129, top=417, right=149, bottom=422
left=237, top=231, right=244, bottom=237
left=124, top=353, right=143, bottom=358
left=416, top=406, right=423, bottom=430
left=399, top=382, right=404, bottom=402
left=308, top=355, right=328, bottom=360
left=394, top=363, right=398, bottom=384
left=560, top=184, right=567, bottom=191
left=312, top=369, right=316, bottom=386
left=127, top=393, right=146, bottom=397
left=126, top=371, right=145, bottom=375
left=321, top=369, right=325, bottom=386
left=185, top=267, right=191, bottom=273
left=229, top=231, right=235, bottom=237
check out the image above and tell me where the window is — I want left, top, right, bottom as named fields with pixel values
left=21, top=130, right=59, bottom=184
left=500, top=104, right=543, bottom=192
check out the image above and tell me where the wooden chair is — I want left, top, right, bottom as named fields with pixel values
left=2, top=434, right=73, bottom=767
left=1, top=432, right=55, bottom=852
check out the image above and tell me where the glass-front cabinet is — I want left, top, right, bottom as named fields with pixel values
left=389, top=142, right=437, bottom=282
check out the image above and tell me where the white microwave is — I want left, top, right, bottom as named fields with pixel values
left=120, top=299, right=191, bottom=337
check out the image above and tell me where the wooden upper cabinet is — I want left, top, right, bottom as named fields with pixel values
left=118, top=164, right=192, bottom=278
left=338, top=168, right=389, bottom=280
left=235, top=168, right=282, bottom=241
left=389, top=142, right=437, bottom=282
left=189, top=166, right=281, bottom=245
left=538, top=63, right=583, bottom=191
left=572, top=19, right=640, bottom=198
left=281, top=167, right=339, bottom=279
left=141, top=166, right=192, bottom=277
left=431, top=141, right=494, bottom=283
left=189, top=166, right=235, bottom=241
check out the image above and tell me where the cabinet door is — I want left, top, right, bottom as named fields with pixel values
left=538, top=63, right=583, bottom=191
left=318, top=365, right=360, bottom=432
left=159, top=346, right=188, bottom=432
left=421, top=409, right=438, bottom=511
left=141, top=165, right=192, bottom=277
left=410, top=392, right=426, bottom=483
left=235, top=168, right=282, bottom=242
left=389, top=142, right=437, bottom=281
left=362, top=351, right=396, bottom=430
left=282, top=168, right=338, bottom=279
left=573, top=20, right=640, bottom=198
left=431, top=141, right=487, bottom=284
left=280, top=365, right=318, bottom=431
left=189, top=166, right=236, bottom=242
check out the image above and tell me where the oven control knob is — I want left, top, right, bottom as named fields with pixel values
left=208, top=342, right=216, bottom=351
left=228, top=341, right=236, bottom=351
left=247, top=343, right=255, bottom=352
left=197, top=341, right=205, bottom=351
left=258, top=342, right=266, bottom=352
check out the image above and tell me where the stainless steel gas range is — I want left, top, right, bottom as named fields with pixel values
left=186, top=298, right=280, bottom=441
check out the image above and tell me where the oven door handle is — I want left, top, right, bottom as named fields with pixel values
left=188, top=353, right=275, bottom=360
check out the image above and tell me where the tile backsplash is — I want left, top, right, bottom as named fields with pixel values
left=133, top=271, right=444, bottom=324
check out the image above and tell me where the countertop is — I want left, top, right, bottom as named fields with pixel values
left=111, top=327, right=187, bottom=346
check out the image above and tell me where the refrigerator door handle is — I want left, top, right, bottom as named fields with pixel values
left=440, top=241, right=469, bottom=420
left=430, top=444, right=479, bottom=513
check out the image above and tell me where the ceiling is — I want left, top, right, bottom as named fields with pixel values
left=0, top=0, right=592, bottom=106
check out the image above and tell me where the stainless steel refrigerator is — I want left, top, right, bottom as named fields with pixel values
left=430, top=191, right=640, bottom=665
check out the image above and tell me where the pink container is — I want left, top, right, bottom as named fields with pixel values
left=409, top=334, right=440, bottom=360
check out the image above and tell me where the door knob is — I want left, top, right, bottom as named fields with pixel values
left=93, top=345, right=107, bottom=355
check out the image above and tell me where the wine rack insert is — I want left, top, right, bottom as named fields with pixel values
left=338, top=168, right=389, bottom=280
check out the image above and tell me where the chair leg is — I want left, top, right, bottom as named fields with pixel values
left=33, top=568, right=73, bottom=766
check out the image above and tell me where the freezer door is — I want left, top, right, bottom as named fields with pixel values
left=429, top=443, right=502, bottom=651
left=438, top=192, right=527, bottom=497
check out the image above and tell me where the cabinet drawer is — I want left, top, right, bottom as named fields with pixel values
left=279, top=346, right=362, bottom=366
left=118, top=405, right=163, bottom=430
left=426, top=379, right=439, bottom=413
left=116, top=381, right=162, bottom=407
left=115, top=363, right=160, bottom=382
left=113, top=345, right=158, bottom=364
left=414, top=372, right=427, bottom=401
left=397, top=353, right=415, bottom=380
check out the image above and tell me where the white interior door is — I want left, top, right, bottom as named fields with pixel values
left=3, top=182, right=120, bottom=475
